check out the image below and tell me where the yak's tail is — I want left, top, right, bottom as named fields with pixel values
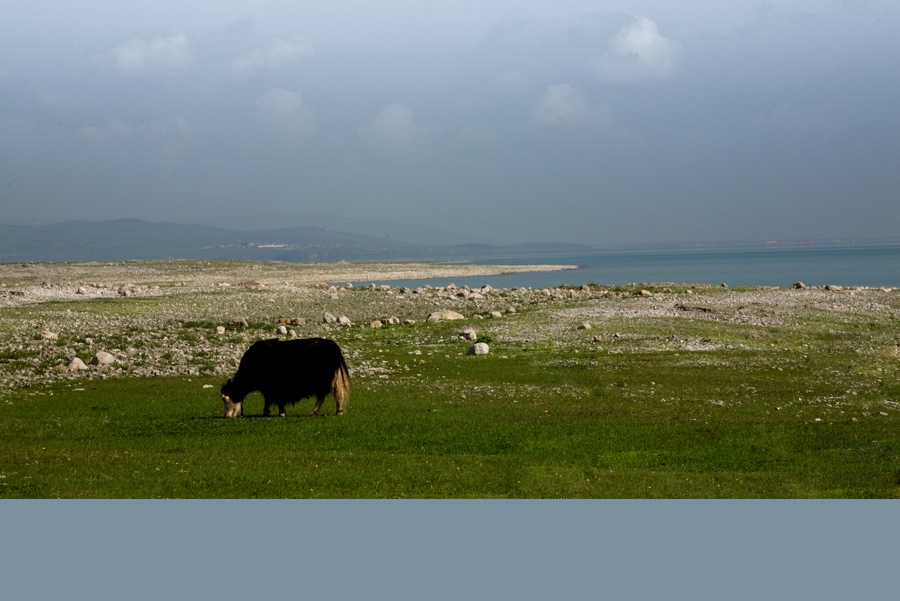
left=331, top=359, right=350, bottom=415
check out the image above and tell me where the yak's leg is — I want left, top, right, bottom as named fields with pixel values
left=278, top=403, right=286, bottom=418
left=335, top=396, right=345, bottom=416
left=310, top=395, right=325, bottom=416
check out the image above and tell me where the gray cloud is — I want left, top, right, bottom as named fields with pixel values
left=232, top=37, right=313, bottom=73
left=98, top=32, right=193, bottom=74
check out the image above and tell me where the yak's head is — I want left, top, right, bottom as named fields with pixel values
left=221, top=379, right=242, bottom=418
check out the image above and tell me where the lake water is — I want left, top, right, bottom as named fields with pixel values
left=360, top=245, right=900, bottom=289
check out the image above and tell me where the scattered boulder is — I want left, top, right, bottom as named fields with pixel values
left=460, top=328, right=477, bottom=341
left=276, top=325, right=288, bottom=335
left=338, top=315, right=352, bottom=325
left=323, top=312, right=337, bottom=324
left=506, top=306, right=516, bottom=314
left=640, top=290, right=652, bottom=297
left=403, top=319, right=417, bottom=325
left=41, top=330, right=58, bottom=340
left=581, top=285, right=590, bottom=292
left=216, top=326, right=226, bottom=335
left=290, top=318, right=306, bottom=326
left=289, top=329, right=297, bottom=338
left=117, top=286, right=131, bottom=297
left=793, top=282, right=806, bottom=289
left=228, top=317, right=249, bottom=329
left=825, top=285, right=843, bottom=292
left=385, top=316, right=400, bottom=325
left=371, top=320, right=383, bottom=328
left=427, top=310, right=465, bottom=322
left=473, top=314, right=484, bottom=320
left=76, top=286, right=87, bottom=295
left=489, top=311, right=502, bottom=319
left=578, top=322, right=592, bottom=330
left=592, top=335, right=603, bottom=342
left=467, top=342, right=490, bottom=355
left=68, top=357, right=88, bottom=371
left=90, top=351, right=116, bottom=366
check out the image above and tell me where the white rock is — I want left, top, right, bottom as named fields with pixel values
left=90, top=351, right=116, bottom=366
left=41, top=330, right=58, bottom=340
left=506, top=306, right=516, bottom=314
left=323, top=312, right=337, bottom=324
left=578, top=322, right=592, bottom=330
left=76, top=286, right=87, bottom=295
left=489, top=311, right=502, bottom=318
left=371, top=320, right=383, bottom=328
left=338, top=315, right=352, bottom=325
left=467, top=342, right=490, bottom=355
left=460, top=328, right=477, bottom=341
left=276, top=325, right=288, bottom=335
left=386, top=316, right=400, bottom=325
left=427, top=310, right=465, bottom=322
left=216, top=326, right=226, bottom=335
left=68, top=357, right=88, bottom=371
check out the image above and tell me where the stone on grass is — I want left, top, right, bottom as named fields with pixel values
left=460, top=328, right=477, bottom=341
left=323, top=312, right=337, bottom=324
left=290, top=318, right=305, bottom=326
left=216, top=326, right=226, bottom=335
left=90, top=351, right=116, bottom=366
left=467, top=342, right=490, bottom=355
left=386, top=316, right=400, bottom=325
left=640, top=290, right=652, bottom=297
left=76, top=286, right=87, bottom=295
left=289, top=329, right=297, bottom=338
left=489, top=311, right=502, bottom=319
left=506, top=306, right=516, bottom=314
left=371, top=320, right=383, bottom=328
left=41, top=330, right=58, bottom=340
left=793, top=282, right=806, bottom=289
left=473, top=314, right=484, bottom=319
left=403, top=319, right=416, bottom=325
left=276, top=325, right=288, bottom=335
left=578, top=322, right=592, bottom=330
left=427, top=310, right=465, bottom=322
left=68, top=357, right=88, bottom=371
left=338, top=315, right=352, bottom=325
left=228, top=317, right=249, bottom=329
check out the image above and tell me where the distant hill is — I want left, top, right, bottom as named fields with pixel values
left=0, top=219, right=596, bottom=263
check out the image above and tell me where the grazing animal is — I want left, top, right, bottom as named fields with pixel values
left=221, top=337, right=350, bottom=418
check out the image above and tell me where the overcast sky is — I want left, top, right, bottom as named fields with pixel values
left=1, top=1, right=898, bottom=244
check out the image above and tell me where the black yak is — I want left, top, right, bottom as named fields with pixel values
left=220, top=337, right=350, bottom=418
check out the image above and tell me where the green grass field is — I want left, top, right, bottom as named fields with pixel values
left=1, top=262, right=899, bottom=498
left=2, top=338, right=898, bottom=498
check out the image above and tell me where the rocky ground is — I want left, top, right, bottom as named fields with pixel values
left=2, top=260, right=899, bottom=410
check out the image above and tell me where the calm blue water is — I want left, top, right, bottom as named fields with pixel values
left=359, top=245, right=900, bottom=289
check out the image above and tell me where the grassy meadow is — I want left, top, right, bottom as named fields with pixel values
left=1, top=261, right=899, bottom=498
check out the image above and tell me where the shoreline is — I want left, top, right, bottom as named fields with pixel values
left=0, top=260, right=577, bottom=302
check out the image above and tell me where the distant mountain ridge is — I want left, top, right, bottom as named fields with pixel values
left=3, top=219, right=895, bottom=264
